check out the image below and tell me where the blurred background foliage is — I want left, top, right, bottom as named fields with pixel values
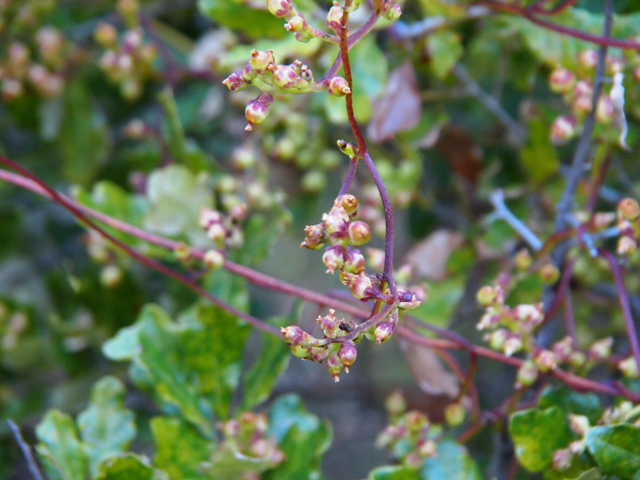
left=0, top=0, right=640, bottom=479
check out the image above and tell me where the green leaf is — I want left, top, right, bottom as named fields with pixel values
left=151, top=416, right=214, bottom=480
left=521, top=116, right=559, bottom=183
left=198, top=0, right=286, bottom=40
left=264, top=394, right=332, bottom=480
left=421, top=440, right=482, bottom=480
left=102, top=323, right=142, bottom=361
left=35, top=410, right=87, bottom=480
left=543, top=453, right=596, bottom=480
left=95, top=453, right=158, bottom=480
left=202, top=447, right=274, bottom=480
left=144, top=165, right=213, bottom=248
left=586, top=424, right=640, bottom=480
left=368, top=465, right=420, bottom=480
left=509, top=407, right=571, bottom=472
left=240, top=315, right=292, bottom=411
left=57, top=77, right=109, bottom=186
left=427, top=31, right=463, bottom=80
left=77, top=376, right=137, bottom=476
left=179, top=303, right=251, bottom=420
left=538, top=386, right=602, bottom=424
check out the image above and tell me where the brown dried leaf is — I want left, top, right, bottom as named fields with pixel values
left=405, top=229, right=464, bottom=281
left=367, top=61, right=422, bottom=144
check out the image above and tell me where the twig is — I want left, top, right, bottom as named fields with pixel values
left=0, top=157, right=278, bottom=336
left=600, top=249, right=640, bottom=376
left=488, top=190, right=543, bottom=251
left=388, top=6, right=490, bottom=40
left=337, top=156, right=359, bottom=197
left=6, top=419, right=46, bottom=480
left=452, top=64, right=527, bottom=146
left=565, top=214, right=597, bottom=257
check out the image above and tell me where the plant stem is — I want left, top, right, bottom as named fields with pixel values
left=6, top=420, right=45, bottom=480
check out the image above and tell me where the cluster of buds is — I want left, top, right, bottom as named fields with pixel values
left=0, top=0, right=56, bottom=36
left=616, top=198, right=640, bottom=256
left=199, top=203, right=248, bottom=253
left=0, top=29, right=68, bottom=102
left=376, top=391, right=439, bottom=468
left=214, top=172, right=285, bottom=213
left=96, top=20, right=157, bottom=101
left=512, top=248, right=560, bottom=284
left=215, top=412, right=284, bottom=469
left=222, top=49, right=349, bottom=131
left=267, top=0, right=327, bottom=43
left=548, top=50, right=635, bottom=146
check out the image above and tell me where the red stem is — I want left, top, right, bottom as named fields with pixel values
left=0, top=157, right=278, bottom=335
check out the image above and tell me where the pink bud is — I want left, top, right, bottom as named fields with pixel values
left=245, top=92, right=273, bottom=131
left=317, top=309, right=340, bottom=338
left=343, top=246, right=365, bottom=274
left=552, top=336, right=574, bottom=362
left=588, top=337, right=613, bottom=360
left=338, top=340, right=357, bottom=371
left=572, top=95, right=592, bottom=115
left=343, top=272, right=374, bottom=300
left=348, top=221, right=371, bottom=246
left=250, top=49, right=275, bottom=74
left=222, top=69, right=248, bottom=92
left=516, top=360, right=538, bottom=387
left=549, top=66, right=576, bottom=93
left=618, top=198, right=640, bottom=221
left=374, top=321, right=395, bottom=344
left=323, top=206, right=350, bottom=238
left=200, top=207, right=224, bottom=229
left=301, top=223, right=328, bottom=250
left=577, top=49, right=598, bottom=70
left=272, top=64, right=297, bottom=88
left=550, top=115, right=576, bottom=143
left=476, top=286, right=498, bottom=306
left=285, top=15, right=305, bottom=32
left=595, top=95, right=614, bottom=124
left=281, top=325, right=305, bottom=345
left=326, top=353, right=343, bottom=382
left=574, top=80, right=592, bottom=98
left=322, top=244, right=345, bottom=273
left=335, top=194, right=359, bottom=216
left=383, top=4, right=402, bottom=21
left=204, top=249, right=225, bottom=270
left=535, top=349, right=557, bottom=372
left=326, top=4, right=344, bottom=31
left=327, top=75, right=351, bottom=96
left=552, top=447, right=573, bottom=471
left=267, top=0, right=295, bottom=18
left=617, top=236, right=637, bottom=256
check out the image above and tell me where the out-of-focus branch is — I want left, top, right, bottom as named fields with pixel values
left=6, top=420, right=45, bottom=480
left=488, top=190, right=542, bottom=251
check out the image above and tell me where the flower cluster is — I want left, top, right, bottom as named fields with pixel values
left=375, top=391, right=439, bottom=468
left=548, top=50, right=637, bottom=148
left=196, top=203, right=248, bottom=270
left=85, top=230, right=125, bottom=289
left=222, top=49, right=349, bottom=130
left=616, top=198, right=640, bottom=256
left=95, top=3, right=158, bottom=101
left=214, top=412, right=285, bottom=469
left=0, top=28, right=68, bottom=101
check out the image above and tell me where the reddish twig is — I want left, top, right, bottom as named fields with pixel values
left=0, top=157, right=278, bottom=335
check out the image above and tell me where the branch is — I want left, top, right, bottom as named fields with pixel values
left=0, top=157, right=278, bottom=336
left=6, top=419, right=46, bottom=480
left=488, top=190, right=543, bottom=251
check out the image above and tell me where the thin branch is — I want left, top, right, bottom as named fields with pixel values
left=389, top=6, right=490, bottom=40
left=6, top=419, right=46, bottom=480
left=488, top=190, right=543, bottom=251
left=0, top=157, right=278, bottom=336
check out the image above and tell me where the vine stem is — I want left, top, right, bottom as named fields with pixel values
left=0, top=156, right=278, bottom=336
left=337, top=6, right=397, bottom=299
left=0, top=166, right=637, bottom=401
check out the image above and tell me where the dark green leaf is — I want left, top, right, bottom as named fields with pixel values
left=538, top=386, right=602, bottom=424
left=151, top=416, right=214, bottom=480
left=586, top=424, right=640, bottom=479
left=427, top=31, right=463, bottom=80
left=509, top=407, right=571, bottom=472
left=420, top=440, right=482, bottom=480
left=35, top=409, right=87, bottom=480
left=240, top=315, right=291, bottom=411
left=77, top=376, right=137, bottom=476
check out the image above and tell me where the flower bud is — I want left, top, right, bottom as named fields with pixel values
left=405, top=411, right=428, bottom=432
left=291, top=345, right=311, bottom=359
left=323, top=206, right=350, bottom=238
left=338, top=340, right=357, bottom=372
left=445, top=403, right=465, bottom=427
left=540, top=263, right=560, bottom=284
left=504, top=334, right=523, bottom=357
left=348, top=221, right=371, bottom=246
left=322, top=244, right=345, bottom=274
left=343, top=246, right=365, bottom=274
left=569, top=414, right=590, bottom=437
left=245, top=92, right=273, bottom=131
left=343, top=272, right=374, bottom=300
left=337, top=139, right=356, bottom=157
left=301, top=223, right=328, bottom=250
left=617, top=236, right=637, bottom=256
left=327, top=4, right=344, bottom=31
left=273, top=64, right=297, bottom=88
left=549, top=66, right=576, bottom=93
left=200, top=207, right=224, bottom=229
left=606, top=56, right=625, bottom=75
left=383, top=4, right=402, bottom=21
left=417, top=439, right=437, bottom=458
left=207, top=223, right=227, bottom=243
left=327, top=75, right=351, bottom=96
left=318, top=309, right=340, bottom=338
left=569, top=351, right=586, bottom=368
left=267, top=0, right=295, bottom=18
left=228, top=203, right=248, bottom=223
left=593, top=212, right=615, bottom=229
left=477, top=312, right=500, bottom=331
left=476, top=285, right=497, bottom=306
left=326, top=352, right=343, bottom=382
left=335, top=194, right=359, bottom=216
left=552, top=336, right=573, bottom=362
left=618, top=356, right=639, bottom=378
left=204, top=249, right=225, bottom=270
left=116, top=0, right=139, bottom=26
left=285, top=15, right=305, bottom=32
left=100, top=264, right=123, bottom=288
left=618, top=198, right=640, bottom=221
left=488, top=328, right=509, bottom=351
left=385, top=390, right=407, bottom=416
left=514, top=303, right=544, bottom=331
left=588, top=337, right=613, bottom=360
left=595, top=95, right=614, bottom=124
left=515, top=249, right=532, bottom=271
left=575, top=80, right=592, bottom=98
left=1, top=78, right=24, bottom=101
left=535, top=350, right=557, bottom=372
left=220, top=419, right=240, bottom=438
left=552, top=447, right=573, bottom=471
left=94, top=22, right=118, bottom=48
left=250, top=49, right=275, bottom=74
left=281, top=325, right=305, bottom=345
left=222, top=70, right=247, bottom=92
left=572, top=94, right=592, bottom=115
left=174, top=242, right=190, bottom=262
left=516, top=359, right=538, bottom=387
left=578, top=49, right=598, bottom=70
left=374, top=321, right=395, bottom=344
left=550, top=115, right=576, bottom=143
